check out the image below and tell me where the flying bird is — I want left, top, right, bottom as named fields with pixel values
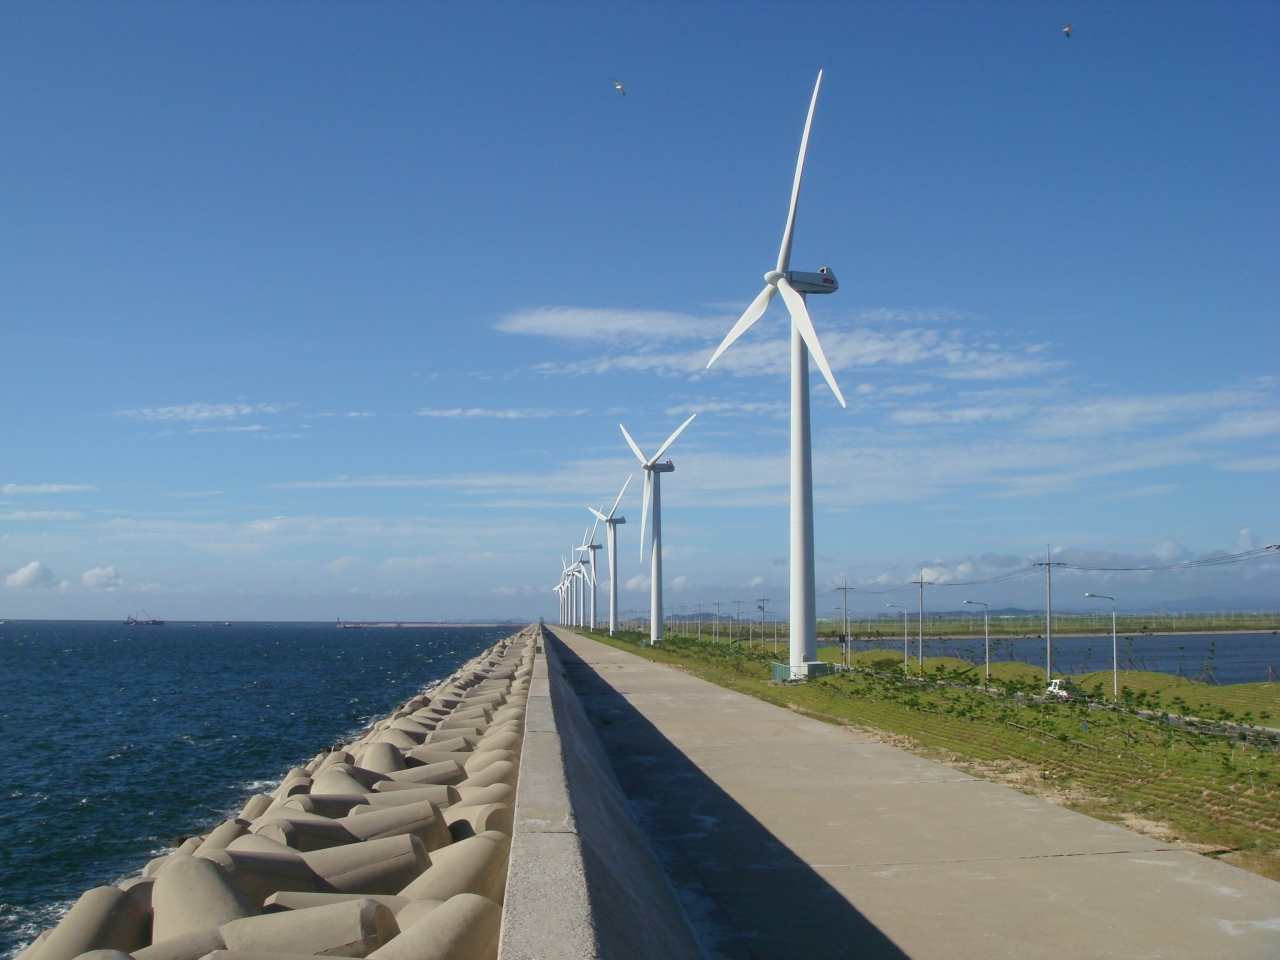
left=613, top=79, right=626, bottom=96
left=1063, top=23, right=1073, bottom=38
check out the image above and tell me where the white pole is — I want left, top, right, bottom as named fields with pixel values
left=888, top=604, right=906, bottom=674
left=607, top=523, right=619, bottom=635
left=651, top=470, right=663, bottom=645
left=1112, top=600, right=1118, bottom=700
left=1045, top=545, right=1053, bottom=681
left=589, top=550, right=597, bottom=631
left=985, top=607, right=990, bottom=686
left=790, top=310, right=817, bottom=677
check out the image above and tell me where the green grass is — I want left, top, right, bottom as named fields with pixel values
left=574, top=628, right=1280, bottom=881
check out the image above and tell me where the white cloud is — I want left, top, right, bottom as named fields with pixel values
left=6, top=561, right=54, bottom=589
left=82, top=566, right=123, bottom=590
left=345, top=412, right=375, bottom=418
left=1151, top=541, right=1191, bottom=563
left=417, top=407, right=584, bottom=419
left=625, top=574, right=651, bottom=591
left=747, top=575, right=768, bottom=588
left=116, top=402, right=292, bottom=421
left=1237, top=529, right=1259, bottom=552
left=1, top=483, right=95, bottom=494
left=498, top=307, right=725, bottom=343
left=671, top=576, right=692, bottom=592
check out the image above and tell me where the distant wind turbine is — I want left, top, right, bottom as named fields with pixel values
left=590, top=476, right=631, bottom=635
left=575, top=520, right=602, bottom=631
left=620, top=415, right=696, bottom=645
left=706, top=70, right=844, bottom=678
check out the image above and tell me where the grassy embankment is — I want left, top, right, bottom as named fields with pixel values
left=575, top=628, right=1280, bottom=881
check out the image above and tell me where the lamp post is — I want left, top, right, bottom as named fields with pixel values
left=1085, top=592, right=1118, bottom=701
left=887, top=604, right=908, bottom=674
left=964, top=600, right=989, bottom=686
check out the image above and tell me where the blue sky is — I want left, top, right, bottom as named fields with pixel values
left=1, top=2, right=1277, bottom=620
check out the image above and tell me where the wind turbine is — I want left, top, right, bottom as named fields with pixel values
left=620, top=415, right=696, bottom=645
left=575, top=522, right=602, bottom=631
left=706, top=70, right=845, bottom=679
left=590, top=476, right=631, bottom=635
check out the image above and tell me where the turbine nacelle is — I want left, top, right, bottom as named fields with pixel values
left=764, top=267, right=836, bottom=294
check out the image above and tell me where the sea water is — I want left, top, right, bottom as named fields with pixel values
left=826, top=631, right=1280, bottom=685
left=0, top=620, right=517, bottom=959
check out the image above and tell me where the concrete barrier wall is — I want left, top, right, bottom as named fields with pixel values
left=498, top=628, right=703, bottom=960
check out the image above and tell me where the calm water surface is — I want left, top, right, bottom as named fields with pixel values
left=828, top=631, right=1280, bottom=685
left=0, top=620, right=517, bottom=959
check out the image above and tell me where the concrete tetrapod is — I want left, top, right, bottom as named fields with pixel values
left=250, top=818, right=355, bottom=852
left=196, top=821, right=250, bottom=856
left=132, top=927, right=228, bottom=960
left=366, top=894, right=500, bottom=960
left=397, top=833, right=508, bottom=904
left=151, top=858, right=258, bottom=942
left=455, top=761, right=516, bottom=791
left=261, top=894, right=409, bottom=915
left=441, top=804, right=513, bottom=841
left=301, top=835, right=431, bottom=895
left=195, top=847, right=318, bottom=907
left=385, top=762, right=464, bottom=788
left=358, top=743, right=406, bottom=775
left=29, top=887, right=151, bottom=960
left=338, top=800, right=450, bottom=851
left=217, top=898, right=398, bottom=957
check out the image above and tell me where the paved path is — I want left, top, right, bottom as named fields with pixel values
left=550, top=628, right=1280, bottom=960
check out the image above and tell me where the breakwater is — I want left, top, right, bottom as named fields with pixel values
left=11, top=626, right=539, bottom=960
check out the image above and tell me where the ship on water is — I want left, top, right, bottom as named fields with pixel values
left=124, top=611, right=164, bottom=626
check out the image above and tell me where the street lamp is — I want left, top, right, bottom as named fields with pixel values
left=1085, top=592, right=1118, bottom=701
left=887, top=604, right=908, bottom=674
left=963, top=600, right=989, bottom=686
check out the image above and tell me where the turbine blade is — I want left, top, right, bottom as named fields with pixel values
left=589, top=515, right=600, bottom=546
left=777, top=70, right=823, bottom=274
left=706, top=285, right=776, bottom=369
left=649, top=414, right=697, bottom=464
left=639, top=471, right=651, bottom=561
left=619, top=423, right=648, bottom=464
left=589, top=506, right=609, bottom=522
left=608, top=474, right=632, bottom=518
left=777, top=276, right=847, bottom=407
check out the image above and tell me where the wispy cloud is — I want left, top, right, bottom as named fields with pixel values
left=417, top=407, right=585, bottom=419
left=188, top=424, right=266, bottom=434
left=506, top=305, right=1061, bottom=383
left=2, top=483, right=95, bottom=494
left=0, top=510, right=81, bottom=520
left=116, top=402, right=293, bottom=421
left=498, top=307, right=725, bottom=343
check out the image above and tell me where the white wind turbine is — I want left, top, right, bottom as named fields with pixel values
left=620, top=415, right=696, bottom=645
left=575, top=522, right=602, bottom=631
left=590, top=476, right=631, bottom=635
left=706, top=70, right=845, bottom=678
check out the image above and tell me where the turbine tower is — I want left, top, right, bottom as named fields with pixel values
left=620, top=415, right=696, bottom=645
left=590, top=476, right=631, bottom=635
left=706, top=70, right=845, bottom=679
left=575, top=521, right=603, bottom=631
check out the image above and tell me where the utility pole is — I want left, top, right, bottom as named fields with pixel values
left=695, top=603, right=703, bottom=641
left=713, top=601, right=724, bottom=642
left=835, top=575, right=853, bottom=643
left=1045, top=544, right=1053, bottom=681
left=733, top=599, right=745, bottom=642
left=758, top=596, right=769, bottom=653
left=909, top=569, right=934, bottom=673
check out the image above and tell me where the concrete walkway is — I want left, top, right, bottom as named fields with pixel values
left=550, top=628, right=1280, bottom=960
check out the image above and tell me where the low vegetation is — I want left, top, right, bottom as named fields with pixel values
left=578, top=628, right=1280, bottom=882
